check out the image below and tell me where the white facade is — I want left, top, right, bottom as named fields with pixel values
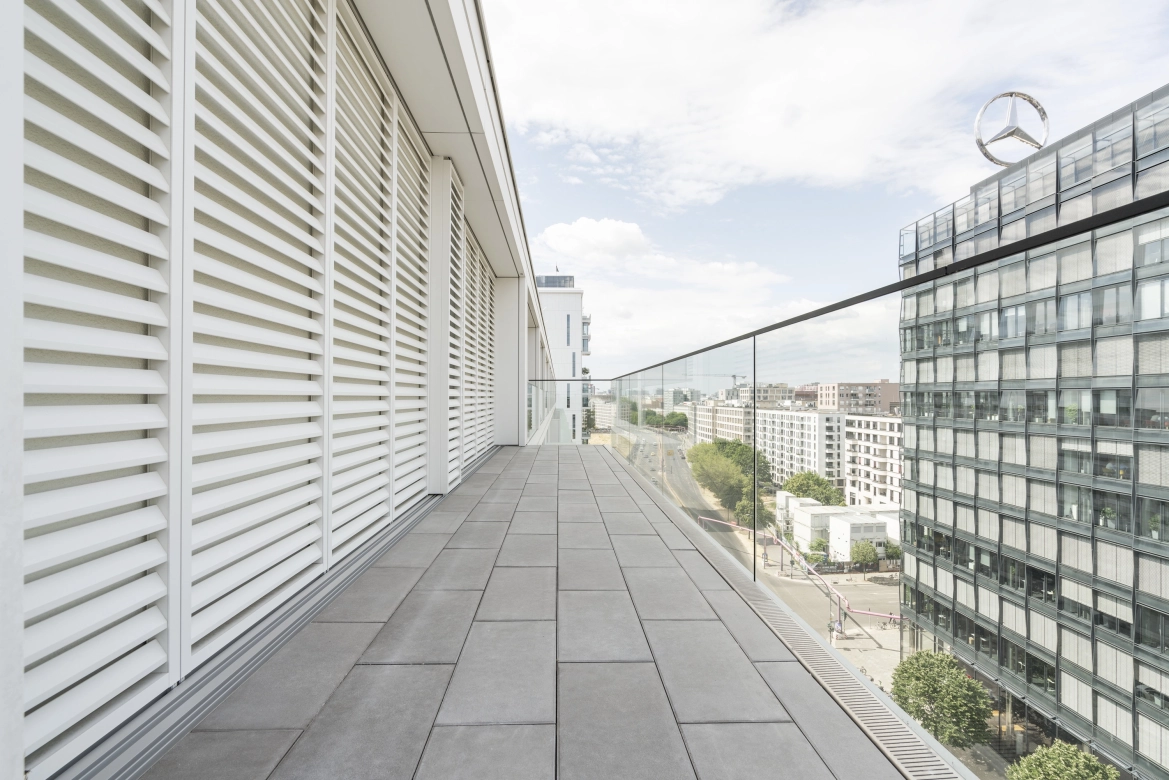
left=828, top=515, right=888, bottom=563
left=755, top=410, right=845, bottom=488
left=844, top=414, right=904, bottom=507
left=1, top=0, right=557, bottom=776
left=693, top=401, right=754, bottom=445
left=816, top=380, right=900, bottom=414
left=537, top=282, right=586, bottom=444
left=590, top=399, right=615, bottom=430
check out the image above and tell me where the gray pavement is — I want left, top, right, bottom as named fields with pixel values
left=145, top=446, right=898, bottom=780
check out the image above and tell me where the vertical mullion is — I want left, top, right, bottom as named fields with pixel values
left=386, top=95, right=399, bottom=516
left=319, top=0, right=337, bottom=569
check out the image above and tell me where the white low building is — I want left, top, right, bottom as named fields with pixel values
left=828, top=515, right=888, bottom=563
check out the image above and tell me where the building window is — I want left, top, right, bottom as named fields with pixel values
left=572, top=352, right=576, bottom=377
left=566, top=383, right=570, bottom=408
left=566, top=314, right=571, bottom=346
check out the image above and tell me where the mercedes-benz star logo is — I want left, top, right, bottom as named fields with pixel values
left=974, top=92, right=1050, bottom=167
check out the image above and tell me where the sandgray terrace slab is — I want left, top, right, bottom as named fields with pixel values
left=467, top=502, right=517, bottom=521
left=611, top=535, right=677, bottom=567
left=558, top=504, right=602, bottom=522
left=521, top=482, right=558, bottom=497
left=412, top=512, right=466, bottom=533
left=587, top=473, right=620, bottom=485
left=415, top=549, right=498, bottom=590
left=682, top=723, right=835, bottom=780
left=360, top=589, right=480, bottom=664
left=141, top=730, right=300, bottom=780
left=652, top=523, right=695, bottom=550
left=756, top=662, right=902, bottom=780
left=494, top=478, right=528, bottom=491
left=642, top=621, right=787, bottom=724
left=559, top=478, right=592, bottom=491
left=640, top=505, right=670, bottom=522
left=517, top=495, right=557, bottom=512
left=557, top=523, right=612, bottom=549
left=590, top=483, right=628, bottom=497
left=496, top=534, right=558, bottom=566
left=508, top=512, right=556, bottom=535
left=436, top=621, right=556, bottom=725
left=623, top=567, right=716, bottom=620
left=482, top=488, right=523, bottom=504
left=446, top=521, right=509, bottom=549
left=373, top=533, right=450, bottom=568
left=526, top=473, right=558, bottom=484
left=437, top=494, right=481, bottom=512
left=602, top=513, right=655, bottom=535
left=414, top=725, right=555, bottom=780
left=557, top=493, right=599, bottom=509
left=558, top=591, right=652, bottom=662
left=702, top=590, right=794, bottom=662
left=558, top=549, right=626, bottom=590
left=558, top=663, right=695, bottom=780
left=198, top=623, right=380, bottom=730
left=672, top=549, right=731, bottom=590
left=314, top=566, right=424, bottom=622
left=477, top=567, right=556, bottom=620
left=268, top=665, right=451, bottom=780
left=596, top=496, right=639, bottom=512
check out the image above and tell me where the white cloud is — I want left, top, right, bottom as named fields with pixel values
left=485, top=0, right=1169, bottom=208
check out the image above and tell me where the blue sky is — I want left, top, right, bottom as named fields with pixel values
left=483, top=0, right=1169, bottom=380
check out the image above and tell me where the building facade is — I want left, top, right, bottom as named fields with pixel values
left=537, top=276, right=589, bottom=444
left=756, top=409, right=845, bottom=488
left=898, top=85, right=1169, bottom=777
left=817, top=380, right=900, bottom=414
left=844, top=414, right=904, bottom=507
left=693, top=401, right=754, bottom=446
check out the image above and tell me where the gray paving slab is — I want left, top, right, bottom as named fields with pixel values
left=437, top=495, right=480, bottom=512
left=496, top=534, right=559, bottom=566
left=142, top=730, right=300, bottom=780
left=623, top=567, right=716, bottom=620
left=494, top=478, right=528, bottom=491
left=468, top=502, right=516, bottom=521
left=482, top=488, right=523, bottom=503
left=755, top=662, right=901, bottom=780
left=642, top=621, right=787, bottom=723
left=557, top=523, right=612, bottom=549
left=673, top=549, right=730, bottom=590
left=640, top=505, right=670, bottom=522
left=478, top=567, right=556, bottom=620
left=517, top=495, right=557, bottom=512
left=521, top=482, right=557, bottom=496
left=682, top=723, right=835, bottom=780
left=702, top=590, right=793, bottom=662
left=559, top=478, right=592, bottom=491
left=558, top=591, right=651, bottom=662
left=557, top=491, right=597, bottom=506
left=413, top=512, right=466, bottom=533
left=602, top=513, right=655, bottom=535
left=360, top=590, right=480, bottom=664
left=436, top=621, right=556, bottom=725
left=591, top=484, right=629, bottom=497
left=373, top=533, right=450, bottom=568
left=268, top=665, right=451, bottom=780
left=558, top=504, right=602, bottom=522
left=558, top=548, right=626, bottom=590
left=446, top=521, right=509, bottom=549
left=414, top=725, right=555, bottom=780
left=198, top=622, right=380, bottom=729
left=508, top=511, right=557, bottom=534
left=314, top=566, right=423, bottom=622
left=596, top=496, right=638, bottom=512
left=415, top=549, right=497, bottom=590
left=611, top=535, right=678, bottom=567
left=652, top=523, right=695, bottom=550
left=526, top=473, right=559, bottom=484
left=558, top=663, right=695, bottom=780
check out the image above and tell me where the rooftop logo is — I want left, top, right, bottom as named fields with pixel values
left=974, top=91, right=1049, bottom=167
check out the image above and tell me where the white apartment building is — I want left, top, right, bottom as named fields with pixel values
left=663, top=388, right=687, bottom=413
left=589, top=398, right=615, bottom=430
left=755, top=409, right=845, bottom=489
left=816, top=380, right=899, bottom=414
left=844, top=414, right=903, bottom=507
left=537, top=276, right=588, bottom=443
left=693, top=401, right=754, bottom=445
left=828, top=515, right=888, bottom=563
left=738, top=382, right=794, bottom=406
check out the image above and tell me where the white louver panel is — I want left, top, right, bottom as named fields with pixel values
left=21, top=0, right=177, bottom=775
left=186, top=0, right=327, bottom=666
left=462, top=229, right=496, bottom=464
left=391, top=118, right=430, bottom=513
left=447, top=170, right=466, bottom=483
left=327, top=9, right=394, bottom=563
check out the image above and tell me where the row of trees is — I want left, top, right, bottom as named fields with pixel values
left=687, top=439, right=775, bottom=526
left=643, top=409, right=688, bottom=429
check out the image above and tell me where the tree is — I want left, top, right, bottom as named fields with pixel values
left=734, top=494, right=776, bottom=528
left=664, top=411, right=688, bottom=429
left=809, top=537, right=828, bottom=553
left=712, top=439, right=774, bottom=492
left=782, top=471, right=845, bottom=506
left=1007, top=741, right=1118, bottom=780
left=891, top=652, right=992, bottom=749
left=688, top=443, right=750, bottom=513
left=851, top=540, right=878, bottom=579
left=884, top=541, right=902, bottom=561
left=583, top=407, right=596, bottom=432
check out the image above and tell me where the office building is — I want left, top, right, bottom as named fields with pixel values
left=590, top=398, right=615, bottom=430
left=899, top=85, right=1169, bottom=776
left=844, top=414, right=904, bottom=507
left=756, top=409, right=845, bottom=489
left=537, top=275, right=589, bottom=443
left=694, top=401, right=754, bottom=445
left=740, top=382, right=795, bottom=406
left=817, top=380, right=900, bottom=414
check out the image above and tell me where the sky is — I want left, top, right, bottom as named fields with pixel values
left=481, top=0, right=1169, bottom=381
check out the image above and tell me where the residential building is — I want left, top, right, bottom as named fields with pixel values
left=817, top=380, right=900, bottom=414
left=739, top=382, right=794, bottom=406
left=898, top=84, right=1169, bottom=777
left=755, top=409, right=845, bottom=489
left=537, top=276, right=589, bottom=444
left=844, top=414, right=904, bottom=507
left=590, top=398, right=615, bottom=430
left=582, top=313, right=592, bottom=355
left=663, top=388, right=687, bottom=414
left=693, top=401, right=754, bottom=445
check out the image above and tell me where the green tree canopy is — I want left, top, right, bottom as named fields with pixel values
left=781, top=471, right=845, bottom=506
left=687, top=443, right=749, bottom=512
left=1007, top=741, right=1118, bottom=780
left=852, top=540, right=878, bottom=565
left=891, top=652, right=992, bottom=749
left=809, top=537, right=828, bottom=553
left=884, top=541, right=901, bottom=561
left=712, top=438, right=774, bottom=491
left=734, top=494, right=776, bottom=528
left=664, top=411, right=688, bottom=429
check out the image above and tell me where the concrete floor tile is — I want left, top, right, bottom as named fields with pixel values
left=437, top=495, right=480, bottom=512
left=652, top=523, right=695, bottom=550
left=360, top=590, right=480, bottom=664
left=558, top=549, right=626, bottom=590
left=518, top=495, right=557, bottom=512
left=508, top=512, right=557, bottom=534
left=558, top=591, right=651, bottom=662
left=602, top=513, right=655, bottom=535
left=558, top=504, right=602, bottom=523
left=596, top=496, right=638, bottom=512
left=672, top=550, right=730, bottom=590
left=199, top=623, right=380, bottom=729
left=682, top=723, right=835, bottom=780
left=587, top=473, right=620, bottom=485
left=643, top=621, right=787, bottom=723
left=559, top=478, right=592, bottom=491
left=415, top=725, right=555, bottom=780
left=436, top=622, right=556, bottom=725
left=446, top=521, right=509, bottom=549
left=269, top=665, right=451, bottom=780
left=467, top=502, right=517, bottom=521
left=314, top=567, right=423, bottom=622
left=591, top=484, right=629, bottom=497
left=373, top=533, right=450, bottom=568
left=557, top=523, right=612, bottom=549
left=640, top=505, right=670, bottom=522
left=496, top=534, right=558, bottom=566
left=521, top=482, right=558, bottom=497
left=755, top=662, right=901, bottom=780
left=526, top=473, right=559, bottom=484
left=623, top=567, right=716, bottom=620
left=494, top=478, right=528, bottom=491
left=142, top=730, right=300, bottom=780
left=416, top=549, right=498, bottom=590
left=557, top=492, right=598, bottom=507
left=558, top=663, right=695, bottom=780
left=413, top=512, right=466, bottom=533
left=478, top=567, right=556, bottom=620
left=611, top=535, right=677, bottom=567
left=702, top=590, right=793, bottom=662
left=482, top=488, right=523, bottom=503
